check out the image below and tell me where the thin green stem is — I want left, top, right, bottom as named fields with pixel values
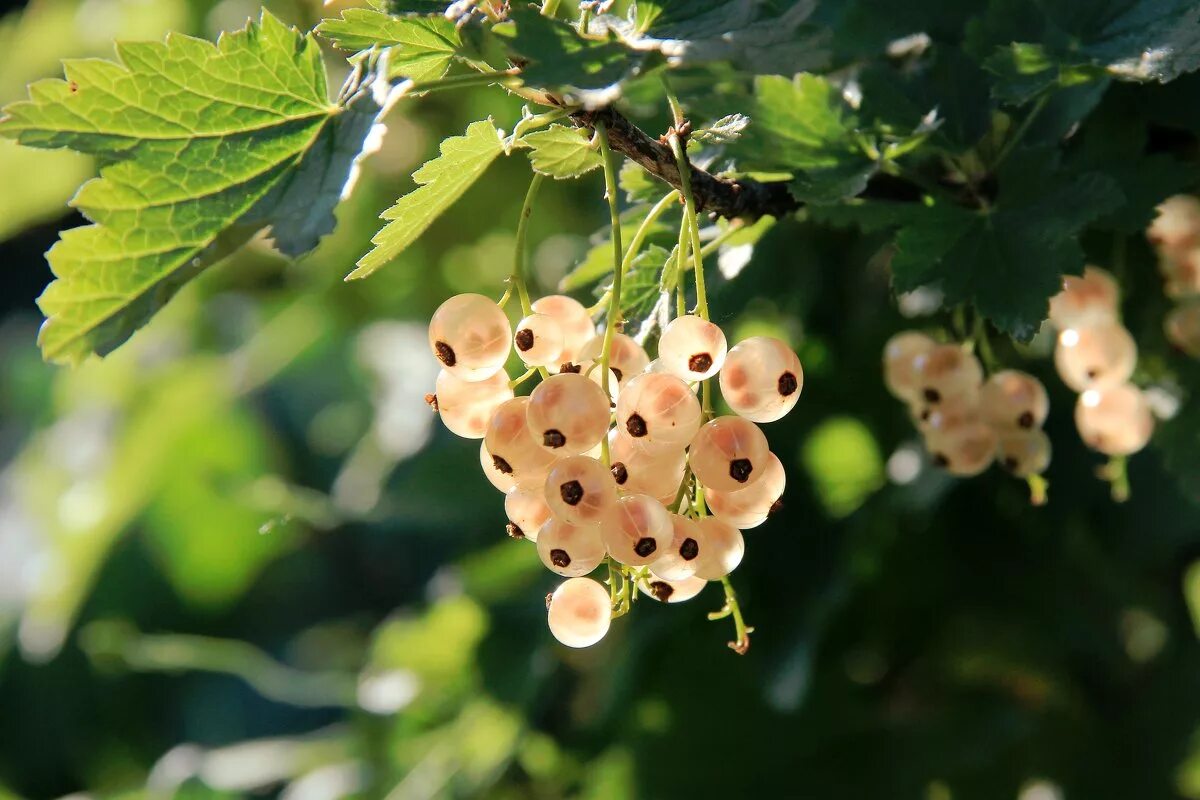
left=595, top=121, right=625, bottom=427
left=662, top=74, right=685, bottom=128
left=512, top=173, right=544, bottom=316
left=408, top=70, right=520, bottom=95
left=590, top=190, right=679, bottom=314
left=674, top=205, right=691, bottom=317
left=508, top=366, right=538, bottom=388
left=993, top=93, right=1049, bottom=170
left=1026, top=473, right=1049, bottom=506
left=707, top=578, right=753, bottom=655
left=973, top=313, right=999, bottom=375
left=541, top=0, right=562, bottom=16
left=1101, top=455, right=1131, bottom=503
left=669, top=134, right=709, bottom=320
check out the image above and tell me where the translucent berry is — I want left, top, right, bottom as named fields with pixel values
left=996, top=429, right=1052, bottom=477
left=428, top=293, right=511, bottom=381
left=911, top=344, right=983, bottom=404
left=691, top=517, right=744, bottom=580
left=532, top=295, right=595, bottom=368
left=1075, top=384, right=1154, bottom=456
left=1166, top=302, right=1200, bottom=357
left=705, top=452, right=786, bottom=529
left=1047, top=266, right=1120, bottom=329
left=925, top=421, right=998, bottom=477
left=547, top=577, right=610, bottom=648
left=615, top=373, right=702, bottom=453
left=912, top=390, right=980, bottom=435
left=979, top=370, right=1049, bottom=430
left=578, top=333, right=650, bottom=387
left=689, top=416, right=770, bottom=492
left=504, top=483, right=552, bottom=542
left=1162, top=247, right=1200, bottom=299
left=537, top=518, right=606, bottom=577
left=513, top=313, right=565, bottom=368
left=1148, top=195, right=1200, bottom=261
left=484, top=398, right=557, bottom=483
left=882, top=331, right=937, bottom=401
left=527, top=373, right=610, bottom=454
left=638, top=573, right=708, bottom=603
left=544, top=455, right=618, bottom=526
left=1054, top=322, right=1137, bottom=392
left=434, top=369, right=513, bottom=439
left=603, top=494, right=673, bottom=567
left=608, top=430, right=687, bottom=501
left=718, top=336, right=804, bottom=423
left=480, top=441, right=517, bottom=493
left=659, top=315, right=728, bottom=381
left=649, top=514, right=703, bottom=580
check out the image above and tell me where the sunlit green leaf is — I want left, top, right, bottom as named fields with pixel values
left=523, top=123, right=602, bottom=179
left=316, top=9, right=461, bottom=82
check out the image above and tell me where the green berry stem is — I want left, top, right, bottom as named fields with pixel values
left=589, top=189, right=679, bottom=316
left=669, top=133, right=709, bottom=322
left=512, top=172, right=544, bottom=317
left=595, top=120, right=626, bottom=422
left=1101, top=455, right=1131, bottom=502
left=508, top=366, right=538, bottom=388
left=674, top=207, right=690, bottom=318
left=540, top=0, right=562, bottom=16
left=709, top=577, right=753, bottom=655
left=972, top=312, right=999, bottom=375
left=1026, top=473, right=1049, bottom=506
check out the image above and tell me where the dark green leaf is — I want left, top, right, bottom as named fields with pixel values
left=507, top=7, right=638, bottom=92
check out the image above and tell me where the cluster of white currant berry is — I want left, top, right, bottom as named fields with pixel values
left=425, top=291, right=802, bottom=649
left=1148, top=195, right=1200, bottom=357
left=1048, top=266, right=1154, bottom=460
left=883, top=334, right=1051, bottom=487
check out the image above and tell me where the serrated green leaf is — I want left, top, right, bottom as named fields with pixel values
left=316, top=9, right=461, bottom=82
left=560, top=206, right=676, bottom=291
left=691, top=113, right=751, bottom=144
left=610, top=244, right=672, bottom=322
left=506, top=7, right=637, bottom=92
left=351, top=119, right=504, bottom=278
left=0, top=12, right=384, bottom=365
left=523, top=123, right=601, bottom=179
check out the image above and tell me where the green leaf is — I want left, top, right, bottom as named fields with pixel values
left=559, top=205, right=675, bottom=291
left=619, top=159, right=664, bottom=204
left=691, top=113, right=751, bottom=144
left=889, top=150, right=1124, bottom=340
left=729, top=73, right=877, bottom=203
left=609, top=243, right=672, bottom=323
left=506, top=7, right=637, bottom=92
left=316, top=9, right=461, bottom=82
left=351, top=119, right=504, bottom=278
left=0, top=12, right=384, bottom=365
left=523, top=123, right=601, bottom=179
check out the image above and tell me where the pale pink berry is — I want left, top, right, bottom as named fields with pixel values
left=513, top=313, right=565, bottom=368
left=434, top=369, right=513, bottom=439
left=544, top=455, right=617, bottom=526
left=1048, top=266, right=1120, bottom=329
left=979, top=370, right=1049, bottom=430
left=603, top=494, right=673, bottom=566
left=527, top=373, right=611, bottom=454
left=705, top=452, right=786, bottom=529
left=689, top=416, right=770, bottom=492
left=1165, top=302, right=1200, bottom=357
left=690, top=517, right=744, bottom=580
left=578, top=333, right=650, bottom=387
left=547, top=577, right=610, bottom=647
left=718, top=336, right=803, bottom=423
left=924, top=421, right=998, bottom=477
left=1075, top=384, right=1154, bottom=456
left=608, top=430, right=686, bottom=501
left=649, top=514, right=702, bottom=580
left=882, top=331, right=937, bottom=402
left=1054, top=322, right=1136, bottom=392
left=428, top=293, right=511, bottom=381
left=484, top=397, right=557, bottom=483
left=504, top=483, right=552, bottom=541
left=537, top=518, right=606, bottom=577
left=532, top=295, right=595, bottom=368
left=996, top=429, right=1052, bottom=477
left=638, top=573, right=708, bottom=603
left=658, top=315, right=728, bottom=381
left=480, top=441, right=517, bottom=493
left=911, top=344, right=983, bottom=405
left=615, top=372, right=702, bottom=453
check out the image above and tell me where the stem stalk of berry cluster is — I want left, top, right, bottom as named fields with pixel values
left=589, top=190, right=679, bottom=315
left=714, top=577, right=753, bottom=654
left=595, top=121, right=626, bottom=462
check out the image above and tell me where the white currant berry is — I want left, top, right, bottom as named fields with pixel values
left=480, top=441, right=517, bottom=493
left=544, top=455, right=617, bottom=526
left=608, top=430, right=686, bottom=501
left=911, top=344, right=983, bottom=405
left=537, top=518, right=606, bottom=577
left=912, top=390, right=981, bottom=435
left=979, top=370, right=1049, bottom=431
left=1048, top=266, right=1120, bottom=329
left=690, top=517, right=744, bottom=580
left=659, top=315, right=728, bottom=381
left=1166, top=302, right=1200, bottom=357
left=532, top=295, right=595, bottom=368
left=996, top=429, right=1052, bottom=477
left=615, top=372, right=702, bottom=453
left=547, top=577, right=610, bottom=648
left=1054, top=322, right=1137, bottom=392
left=882, top=331, right=937, bottom=401
left=484, top=397, right=557, bottom=483
left=1148, top=195, right=1200, bottom=262
left=718, top=336, right=804, bottom=423
left=434, top=369, right=513, bottom=439
left=1075, top=384, right=1154, bottom=456
left=925, top=421, right=997, bottom=476
left=578, top=333, right=650, bottom=387
left=513, top=313, right=565, bottom=368
left=526, top=373, right=611, bottom=454
left=504, top=483, right=552, bottom=542
left=428, top=293, right=512, bottom=381
left=689, top=415, right=770, bottom=492
left=705, top=452, right=786, bottom=529
left=602, top=494, right=673, bottom=566
left=638, top=573, right=708, bottom=603
left=649, top=514, right=703, bottom=580
left=1162, top=247, right=1200, bottom=298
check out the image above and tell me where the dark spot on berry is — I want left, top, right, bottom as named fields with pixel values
left=626, top=413, right=648, bottom=437
left=545, top=593, right=553, bottom=609
left=543, top=429, right=566, bottom=448
left=424, top=393, right=439, bottom=411
left=729, top=458, right=754, bottom=483
left=434, top=341, right=456, bottom=367
left=649, top=581, right=674, bottom=602
left=778, top=371, right=798, bottom=396
left=550, top=548, right=571, bottom=567
left=679, top=537, right=699, bottom=560
left=560, top=480, right=584, bottom=506
left=1002, top=456, right=1019, bottom=472
left=1086, top=367, right=1099, bottom=380
left=634, top=537, right=657, bottom=557
left=1017, top=411, right=1035, bottom=429
left=515, top=328, right=535, bottom=352
left=492, top=455, right=513, bottom=475
left=688, top=353, right=713, bottom=373
left=923, top=387, right=940, bottom=403
left=920, top=408, right=932, bottom=422
left=932, top=452, right=950, bottom=468
left=769, top=498, right=783, bottom=516
left=506, top=523, right=524, bottom=539
left=560, top=362, right=581, bottom=373
left=611, top=367, right=623, bottom=382
left=611, top=462, right=628, bottom=485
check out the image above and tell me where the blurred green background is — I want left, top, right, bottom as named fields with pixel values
left=2, top=1, right=1200, bottom=798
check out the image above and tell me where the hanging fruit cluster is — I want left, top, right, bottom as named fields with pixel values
left=1149, top=195, right=1200, bottom=357
left=427, top=287, right=801, bottom=652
